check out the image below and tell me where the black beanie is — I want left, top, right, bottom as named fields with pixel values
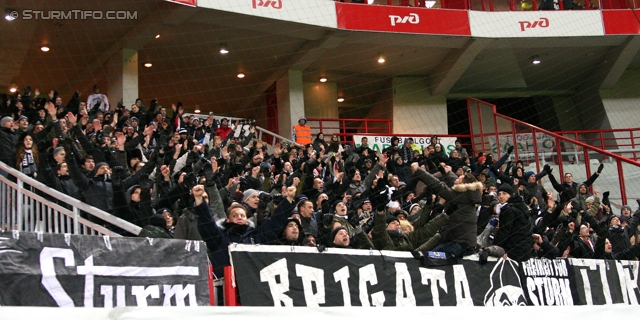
left=498, top=184, right=513, bottom=196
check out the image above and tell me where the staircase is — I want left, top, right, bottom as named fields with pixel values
left=467, top=97, right=640, bottom=207
left=0, top=162, right=141, bottom=237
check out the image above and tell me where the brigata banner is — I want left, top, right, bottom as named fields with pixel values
left=353, top=134, right=457, bottom=155
left=0, top=231, right=210, bottom=307
left=230, top=244, right=640, bottom=306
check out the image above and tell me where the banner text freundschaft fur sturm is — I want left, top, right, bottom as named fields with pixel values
left=0, top=231, right=210, bottom=307
left=230, top=245, right=640, bottom=306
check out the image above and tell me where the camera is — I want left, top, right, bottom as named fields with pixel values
left=258, top=193, right=283, bottom=205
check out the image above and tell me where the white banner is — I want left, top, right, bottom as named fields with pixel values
left=353, top=135, right=457, bottom=154
left=197, top=0, right=337, bottom=28
left=469, top=11, right=605, bottom=38
left=487, top=132, right=568, bottom=154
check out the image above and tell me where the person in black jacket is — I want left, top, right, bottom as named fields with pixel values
left=479, top=183, right=532, bottom=263
left=194, top=184, right=297, bottom=278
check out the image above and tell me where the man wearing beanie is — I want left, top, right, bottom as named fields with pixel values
left=523, top=170, right=547, bottom=210
left=479, top=182, right=532, bottom=263
left=242, top=188, right=267, bottom=227
left=0, top=116, right=19, bottom=177
left=331, top=227, right=351, bottom=248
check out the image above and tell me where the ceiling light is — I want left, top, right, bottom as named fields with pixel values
left=5, top=10, right=17, bottom=21
left=144, top=62, right=153, bottom=68
left=194, top=109, right=201, bottom=113
left=155, top=34, right=160, bottom=39
left=337, top=98, right=345, bottom=103
left=220, top=44, right=229, bottom=54
left=9, top=87, right=17, bottom=93
left=319, top=77, right=327, bottom=83
left=532, top=55, right=541, bottom=65
left=237, top=73, right=245, bottom=79
left=377, top=54, right=386, bottom=64
left=40, top=46, right=50, bottom=52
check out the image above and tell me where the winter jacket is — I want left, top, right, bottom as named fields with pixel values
left=371, top=208, right=448, bottom=251
left=413, top=169, right=483, bottom=248
left=195, top=197, right=295, bottom=278
left=493, top=195, right=533, bottom=261
left=0, top=127, right=19, bottom=166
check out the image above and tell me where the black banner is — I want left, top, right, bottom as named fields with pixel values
left=0, top=231, right=210, bottom=307
left=230, top=245, right=640, bottom=306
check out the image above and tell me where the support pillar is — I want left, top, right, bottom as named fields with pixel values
left=276, top=70, right=304, bottom=140
left=392, top=77, right=448, bottom=135
left=107, top=48, right=139, bottom=110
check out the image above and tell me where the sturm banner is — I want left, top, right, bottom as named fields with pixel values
left=353, top=135, right=457, bottom=155
left=0, top=231, right=210, bottom=307
left=230, top=244, right=640, bottom=306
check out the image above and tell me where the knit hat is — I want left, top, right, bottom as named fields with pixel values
left=243, top=189, right=259, bottom=203
left=130, top=117, right=139, bottom=122
left=477, top=156, right=486, bottom=165
left=386, top=215, right=399, bottom=225
left=409, top=203, right=421, bottom=212
left=585, top=196, right=595, bottom=204
left=497, top=184, right=513, bottom=196
left=525, top=171, right=535, bottom=181
left=620, top=205, right=632, bottom=215
left=387, top=201, right=400, bottom=209
left=94, top=162, right=108, bottom=173
left=17, top=115, right=28, bottom=122
left=0, top=116, right=12, bottom=127
left=393, top=210, right=408, bottom=220
left=53, top=147, right=65, bottom=158
left=331, top=226, right=347, bottom=242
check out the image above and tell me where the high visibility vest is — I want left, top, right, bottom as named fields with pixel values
left=293, top=125, right=312, bottom=145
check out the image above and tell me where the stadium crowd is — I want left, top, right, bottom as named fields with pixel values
left=1, top=86, right=639, bottom=279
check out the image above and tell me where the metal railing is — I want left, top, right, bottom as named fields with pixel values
left=556, top=128, right=640, bottom=162
left=0, top=162, right=141, bottom=237
left=254, top=126, right=296, bottom=148
left=306, top=117, right=393, bottom=144
left=467, top=97, right=640, bottom=204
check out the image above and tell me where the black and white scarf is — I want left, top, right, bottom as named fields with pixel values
left=21, top=150, right=37, bottom=177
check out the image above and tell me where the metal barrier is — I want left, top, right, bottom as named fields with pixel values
left=306, top=117, right=392, bottom=144
left=556, top=128, right=640, bottom=162
left=254, top=126, right=296, bottom=148
left=467, top=97, right=640, bottom=204
left=0, top=162, right=141, bottom=237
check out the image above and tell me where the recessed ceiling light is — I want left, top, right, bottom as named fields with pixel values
left=220, top=44, right=229, bottom=54
left=144, top=62, right=153, bottom=68
left=319, top=77, right=327, bottom=83
left=40, top=46, right=50, bottom=52
left=237, top=73, right=245, bottom=79
left=337, top=98, right=345, bottom=103
left=5, top=11, right=16, bottom=21
left=377, top=54, right=386, bottom=64
left=532, top=55, right=541, bottom=65
left=155, top=34, right=160, bottom=39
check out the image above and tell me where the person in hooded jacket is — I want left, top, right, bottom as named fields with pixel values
left=382, top=136, right=400, bottom=156
left=138, top=214, right=172, bottom=238
left=194, top=184, right=297, bottom=278
left=410, top=163, right=483, bottom=256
